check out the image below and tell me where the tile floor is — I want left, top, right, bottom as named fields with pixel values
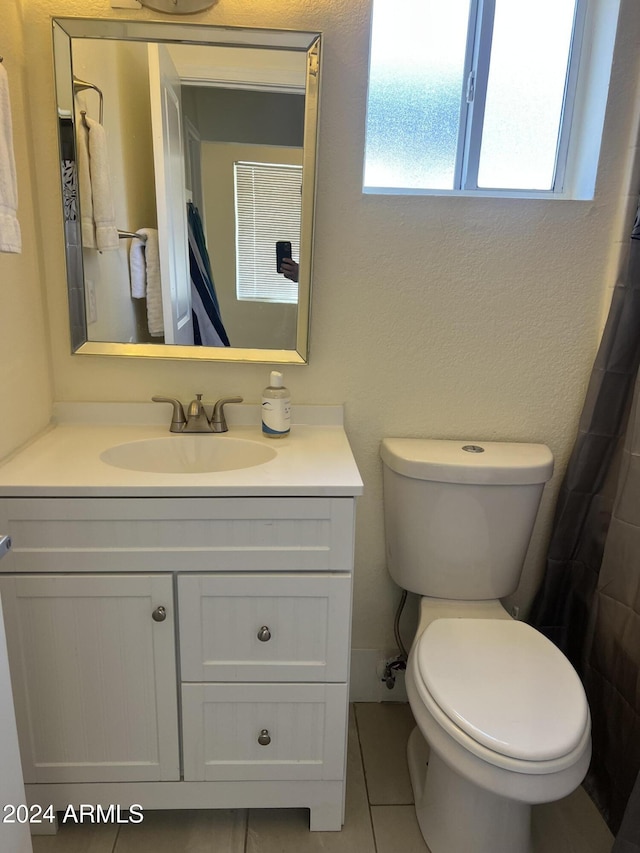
left=31, top=703, right=614, bottom=853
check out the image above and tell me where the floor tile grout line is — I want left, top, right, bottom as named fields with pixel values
left=243, top=808, right=249, bottom=853
left=353, top=703, right=379, bottom=853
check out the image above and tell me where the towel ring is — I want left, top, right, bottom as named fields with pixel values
left=73, top=77, right=104, bottom=125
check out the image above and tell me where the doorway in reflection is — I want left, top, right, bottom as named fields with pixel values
left=183, top=85, right=304, bottom=349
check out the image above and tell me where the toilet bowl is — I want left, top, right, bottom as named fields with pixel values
left=380, top=438, right=592, bottom=853
left=405, top=605, right=591, bottom=853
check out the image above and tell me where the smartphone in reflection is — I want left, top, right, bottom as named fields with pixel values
left=276, top=241, right=292, bottom=273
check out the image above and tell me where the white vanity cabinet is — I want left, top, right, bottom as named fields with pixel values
left=0, top=493, right=356, bottom=831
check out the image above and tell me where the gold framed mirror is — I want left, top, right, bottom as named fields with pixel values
left=52, top=18, right=321, bottom=364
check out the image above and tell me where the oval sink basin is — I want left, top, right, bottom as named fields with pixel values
left=100, top=436, right=277, bottom=474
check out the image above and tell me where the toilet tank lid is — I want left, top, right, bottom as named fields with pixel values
left=380, top=438, right=553, bottom=485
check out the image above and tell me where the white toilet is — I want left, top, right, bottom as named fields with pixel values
left=381, top=438, right=591, bottom=853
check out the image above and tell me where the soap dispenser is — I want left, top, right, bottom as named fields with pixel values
left=261, top=371, right=291, bottom=438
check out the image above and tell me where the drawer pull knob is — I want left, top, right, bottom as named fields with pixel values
left=258, top=729, right=271, bottom=746
left=257, top=626, right=271, bottom=642
left=152, top=606, right=167, bottom=622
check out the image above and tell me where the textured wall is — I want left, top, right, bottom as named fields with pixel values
left=0, top=9, right=50, bottom=851
left=13, top=0, right=640, bottom=652
left=0, top=1, right=52, bottom=460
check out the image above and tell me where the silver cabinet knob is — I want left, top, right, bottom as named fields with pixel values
left=257, top=626, right=271, bottom=642
left=258, top=729, right=271, bottom=746
left=152, top=606, right=167, bottom=622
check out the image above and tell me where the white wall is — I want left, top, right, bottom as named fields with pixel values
left=0, top=4, right=50, bottom=851
left=0, top=2, right=52, bottom=460
left=8, top=0, right=640, bottom=668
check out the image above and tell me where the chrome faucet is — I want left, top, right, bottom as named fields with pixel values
left=152, top=395, right=243, bottom=433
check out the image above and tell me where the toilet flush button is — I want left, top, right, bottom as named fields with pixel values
left=462, top=445, right=485, bottom=453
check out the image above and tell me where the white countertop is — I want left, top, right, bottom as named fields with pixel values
left=0, top=404, right=363, bottom=498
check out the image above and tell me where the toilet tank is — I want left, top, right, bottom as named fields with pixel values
left=380, top=439, right=554, bottom=600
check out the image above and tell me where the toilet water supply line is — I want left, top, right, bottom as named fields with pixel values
left=382, top=589, right=409, bottom=689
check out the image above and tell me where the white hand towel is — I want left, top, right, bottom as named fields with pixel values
left=142, top=229, right=164, bottom=337
left=129, top=228, right=164, bottom=337
left=76, top=119, right=96, bottom=249
left=85, top=116, right=119, bottom=251
left=129, top=234, right=147, bottom=298
left=0, top=63, right=22, bottom=254
left=76, top=115, right=119, bottom=251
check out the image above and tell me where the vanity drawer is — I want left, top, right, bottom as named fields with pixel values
left=0, top=497, right=355, bottom=573
left=178, top=573, right=351, bottom=682
left=181, top=682, right=348, bottom=782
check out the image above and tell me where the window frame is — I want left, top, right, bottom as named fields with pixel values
left=364, top=0, right=590, bottom=199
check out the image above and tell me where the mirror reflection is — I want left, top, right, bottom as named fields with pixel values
left=53, top=19, right=321, bottom=363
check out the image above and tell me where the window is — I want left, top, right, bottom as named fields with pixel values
left=364, top=0, right=597, bottom=196
left=235, top=162, right=302, bottom=304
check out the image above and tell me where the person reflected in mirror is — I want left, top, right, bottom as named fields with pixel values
left=280, top=257, right=299, bottom=283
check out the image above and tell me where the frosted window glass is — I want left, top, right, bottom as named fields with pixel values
left=477, top=0, right=577, bottom=190
left=364, top=0, right=470, bottom=190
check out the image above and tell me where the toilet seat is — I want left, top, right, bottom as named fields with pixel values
left=414, top=619, right=590, bottom=766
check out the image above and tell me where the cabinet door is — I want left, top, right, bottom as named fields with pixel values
left=0, top=574, right=179, bottom=784
left=179, top=573, right=351, bottom=682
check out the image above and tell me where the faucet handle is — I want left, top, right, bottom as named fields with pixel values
left=152, top=396, right=187, bottom=433
left=211, top=396, right=243, bottom=433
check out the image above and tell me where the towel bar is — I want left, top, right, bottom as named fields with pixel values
left=118, top=230, right=147, bottom=242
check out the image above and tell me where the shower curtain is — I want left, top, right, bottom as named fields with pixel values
left=530, top=201, right=640, bottom=847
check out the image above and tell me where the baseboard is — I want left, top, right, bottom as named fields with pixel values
left=349, top=648, right=408, bottom=702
